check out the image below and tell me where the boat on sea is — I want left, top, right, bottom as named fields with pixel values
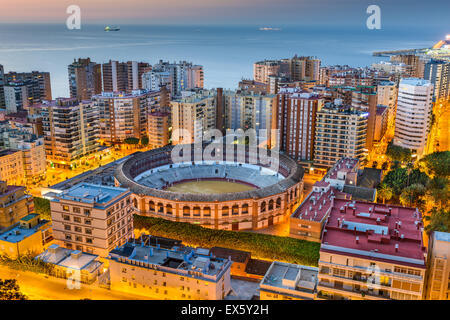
left=259, top=27, right=282, bottom=31
left=105, top=26, right=120, bottom=32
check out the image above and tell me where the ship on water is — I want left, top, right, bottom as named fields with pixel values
left=105, top=26, right=120, bottom=32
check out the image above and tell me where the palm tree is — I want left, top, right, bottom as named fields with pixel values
left=377, top=184, right=393, bottom=204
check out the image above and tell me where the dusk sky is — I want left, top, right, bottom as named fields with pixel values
left=1, top=0, right=448, bottom=27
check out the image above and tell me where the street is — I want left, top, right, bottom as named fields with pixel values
left=0, top=265, right=151, bottom=300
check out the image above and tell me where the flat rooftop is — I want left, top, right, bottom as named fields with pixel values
left=36, top=244, right=101, bottom=272
left=434, top=231, right=450, bottom=243
left=291, top=181, right=349, bottom=222
left=321, top=198, right=426, bottom=268
left=325, top=157, right=358, bottom=180
left=0, top=218, right=48, bottom=243
left=53, top=183, right=130, bottom=207
left=262, top=261, right=318, bottom=293
left=109, top=240, right=231, bottom=281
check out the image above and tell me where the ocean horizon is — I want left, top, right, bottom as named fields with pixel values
left=0, top=23, right=445, bottom=98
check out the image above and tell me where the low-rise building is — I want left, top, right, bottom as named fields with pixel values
left=259, top=261, right=318, bottom=300
left=36, top=244, right=103, bottom=284
left=50, top=183, right=133, bottom=257
left=107, top=239, right=232, bottom=300
left=210, top=246, right=251, bottom=277
left=0, top=181, right=34, bottom=229
left=0, top=213, right=51, bottom=259
left=317, top=200, right=427, bottom=300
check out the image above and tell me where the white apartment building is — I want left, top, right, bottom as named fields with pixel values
left=425, top=231, right=450, bottom=300
left=393, top=78, right=433, bottom=156
left=50, top=183, right=133, bottom=257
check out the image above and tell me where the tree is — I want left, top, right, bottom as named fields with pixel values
left=140, top=135, right=149, bottom=147
left=34, top=197, right=51, bottom=220
left=424, top=207, right=450, bottom=235
left=386, top=142, right=412, bottom=163
left=124, top=137, right=140, bottom=145
left=427, top=177, right=450, bottom=209
left=419, top=151, right=450, bottom=177
left=399, top=183, right=426, bottom=208
left=0, top=279, right=27, bottom=300
left=377, top=184, right=393, bottom=204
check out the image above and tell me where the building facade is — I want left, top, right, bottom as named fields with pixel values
left=68, top=58, right=102, bottom=100
left=393, top=78, right=434, bottom=156
left=274, top=88, right=323, bottom=162
left=50, top=183, right=133, bottom=257
left=42, top=98, right=99, bottom=168
left=0, top=182, right=34, bottom=230
left=313, top=102, right=368, bottom=168
left=425, top=231, right=450, bottom=300
left=108, top=240, right=232, bottom=300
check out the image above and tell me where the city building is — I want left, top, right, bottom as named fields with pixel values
left=171, top=89, right=217, bottom=144
left=259, top=261, right=318, bottom=300
left=3, top=81, right=29, bottom=113
left=209, top=246, right=251, bottom=277
left=102, top=60, right=151, bottom=93
left=94, top=90, right=151, bottom=144
left=313, top=102, right=368, bottom=168
left=274, top=88, right=323, bottom=163
left=0, top=126, right=46, bottom=183
left=142, top=70, right=172, bottom=93
left=224, top=90, right=276, bottom=133
left=68, top=58, right=102, bottom=100
left=0, top=149, right=25, bottom=185
left=423, top=59, right=450, bottom=102
left=393, top=78, right=434, bottom=156
left=0, top=213, right=51, bottom=259
left=374, top=105, right=388, bottom=143
left=0, top=64, right=5, bottom=107
left=425, top=231, right=450, bottom=300
left=50, top=183, right=133, bottom=257
left=107, top=239, right=232, bottom=300
left=351, top=86, right=377, bottom=151
left=253, top=56, right=320, bottom=84
left=237, top=79, right=268, bottom=95
left=5, top=71, right=52, bottom=102
left=0, top=181, right=34, bottom=230
left=36, top=244, right=104, bottom=284
left=152, top=60, right=204, bottom=98
left=390, top=54, right=425, bottom=78
left=317, top=200, right=427, bottom=300
left=376, top=81, right=398, bottom=130
left=147, top=111, right=170, bottom=149
left=42, top=98, right=99, bottom=168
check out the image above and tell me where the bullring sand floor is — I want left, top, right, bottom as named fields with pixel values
left=166, top=180, right=255, bottom=194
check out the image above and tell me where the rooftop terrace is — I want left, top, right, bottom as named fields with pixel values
left=321, top=199, right=426, bottom=268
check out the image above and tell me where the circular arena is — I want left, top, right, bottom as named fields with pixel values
left=115, top=143, right=304, bottom=231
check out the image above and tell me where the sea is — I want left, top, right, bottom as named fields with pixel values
left=0, top=23, right=444, bottom=98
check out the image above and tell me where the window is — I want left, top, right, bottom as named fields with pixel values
left=74, top=217, right=81, bottom=223
left=64, top=225, right=71, bottom=231
left=73, top=207, right=80, bottom=213
left=63, top=215, right=70, bottom=221
left=84, top=209, right=91, bottom=215
left=85, top=238, right=93, bottom=244
left=74, top=226, right=82, bottom=232
left=65, top=234, right=72, bottom=240
left=85, top=228, right=92, bottom=235
left=75, top=236, right=82, bottom=242
left=85, top=219, right=92, bottom=225
left=63, top=205, right=70, bottom=212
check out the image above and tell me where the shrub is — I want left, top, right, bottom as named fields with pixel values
left=133, top=215, right=320, bottom=266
